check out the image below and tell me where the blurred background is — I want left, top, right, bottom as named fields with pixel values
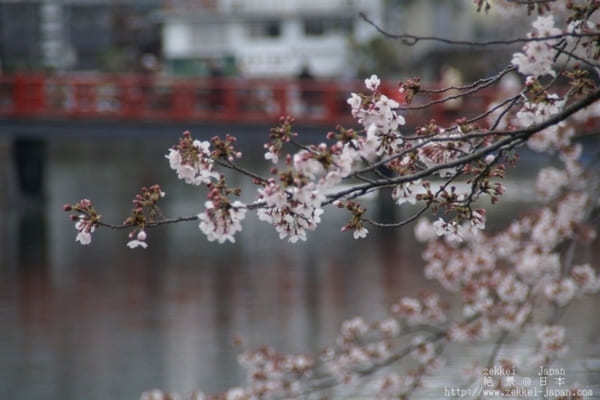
left=0, top=0, right=527, bottom=78
left=1, top=1, right=600, bottom=399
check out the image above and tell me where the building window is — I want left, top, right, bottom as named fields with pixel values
left=304, top=19, right=325, bottom=36
left=303, top=17, right=354, bottom=36
left=247, top=20, right=281, bottom=38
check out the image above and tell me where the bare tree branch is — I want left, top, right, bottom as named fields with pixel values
left=360, top=12, right=600, bottom=47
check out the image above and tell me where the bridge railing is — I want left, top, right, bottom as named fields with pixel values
left=0, top=74, right=495, bottom=127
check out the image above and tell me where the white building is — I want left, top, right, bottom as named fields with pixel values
left=160, top=0, right=383, bottom=78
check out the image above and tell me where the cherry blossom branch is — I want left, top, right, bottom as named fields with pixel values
left=326, top=88, right=600, bottom=204
left=68, top=88, right=600, bottom=246
left=463, top=150, right=504, bottom=205
left=364, top=166, right=465, bottom=228
left=125, top=6, right=600, bottom=399
left=97, top=215, right=199, bottom=230
left=78, top=203, right=267, bottom=231
left=295, top=315, right=481, bottom=398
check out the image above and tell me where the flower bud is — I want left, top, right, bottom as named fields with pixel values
left=80, top=199, right=91, bottom=208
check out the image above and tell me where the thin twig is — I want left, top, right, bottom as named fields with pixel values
left=364, top=204, right=430, bottom=228
left=216, top=159, right=270, bottom=183
left=360, top=12, right=600, bottom=47
left=400, top=68, right=516, bottom=111
left=419, top=66, right=516, bottom=94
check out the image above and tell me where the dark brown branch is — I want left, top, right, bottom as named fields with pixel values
left=506, top=0, right=556, bottom=3
left=552, top=44, right=600, bottom=69
left=490, top=96, right=521, bottom=130
left=360, top=12, right=600, bottom=47
left=95, top=215, right=199, bottom=230
left=216, top=159, right=269, bottom=183
left=419, top=65, right=516, bottom=94
left=92, top=201, right=267, bottom=230
left=364, top=204, right=430, bottom=228
left=463, top=150, right=503, bottom=205
left=400, top=67, right=516, bottom=111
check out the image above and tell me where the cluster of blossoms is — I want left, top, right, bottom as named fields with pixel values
left=256, top=74, right=411, bottom=242
left=320, top=314, right=444, bottom=398
left=396, top=61, right=600, bottom=379
left=511, top=15, right=563, bottom=78
left=391, top=179, right=423, bottom=206
left=256, top=75, right=408, bottom=242
left=535, top=325, right=569, bottom=363
left=166, top=131, right=250, bottom=244
left=535, top=166, right=570, bottom=200
left=64, top=199, right=99, bottom=245
left=419, top=208, right=487, bottom=244
left=337, top=201, right=369, bottom=239
left=515, top=85, right=571, bottom=152
left=292, top=141, right=355, bottom=187
left=565, top=1, right=600, bottom=61
left=263, top=116, right=297, bottom=164
left=346, top=74, right=406, bottom=158
left=414, top=186, right=598, bottom=327
left=256, top=177, right=325, bottom=243
left=122, top=184, right=166, bottom=249
left=231, top=347, right=315, bottom=398
left=390, top=292, right=447, bottom=326
left=166, top=131, right=220, bottom=185
left=198, top=178, right=247, bottom=244
left=375, top=373, right=418, bottom=399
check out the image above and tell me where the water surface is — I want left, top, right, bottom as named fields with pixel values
left=1, top=134, right=599, bottom=399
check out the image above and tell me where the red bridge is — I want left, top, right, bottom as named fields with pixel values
left=0, top=74, right=494, bottom=127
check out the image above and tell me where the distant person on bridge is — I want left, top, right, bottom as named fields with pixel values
left=297, top=65, right=318, bottom=116
left=208, top=59, right=225, bottom=112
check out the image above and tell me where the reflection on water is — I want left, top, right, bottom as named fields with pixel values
left=1, top=135, right=599, bottom=399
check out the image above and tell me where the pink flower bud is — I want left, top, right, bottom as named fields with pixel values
left=80, top=199, right=91, bottom=208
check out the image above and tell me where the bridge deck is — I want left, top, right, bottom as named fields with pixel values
left=0, top=74, right=494, bottom=130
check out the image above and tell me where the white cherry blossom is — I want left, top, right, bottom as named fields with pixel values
left=127, top=230, right=149, bottom=249
left=364, top=74, right=381, bottom=91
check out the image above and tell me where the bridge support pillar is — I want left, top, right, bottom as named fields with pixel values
left=13, top=137, right=47, bottom=200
